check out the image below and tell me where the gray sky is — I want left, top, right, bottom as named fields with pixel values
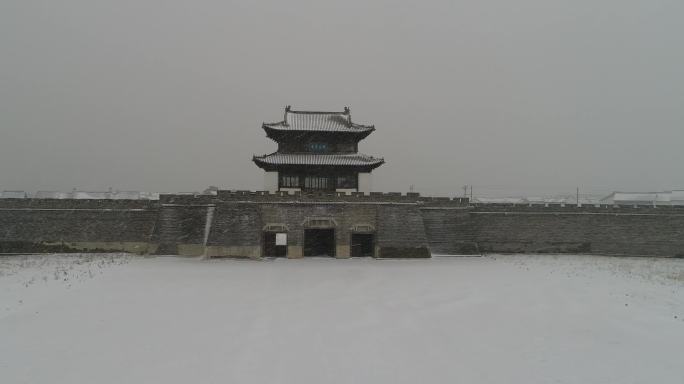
left=1, top=0, right=683, bottom=197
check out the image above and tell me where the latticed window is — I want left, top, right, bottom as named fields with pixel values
left=280, top=174, right=299, bottom=188
left=304, top=176, right=330, bottom=190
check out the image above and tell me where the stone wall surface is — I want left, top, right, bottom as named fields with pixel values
left=421, top=208, right=475, bottom=254
left=207, top=203, right=262, bottom=247
left=154, top=205, right=209, bottom=254
left=376, top=205, right=430, bottom=258
left=423, top=205, right=684, bottom=257
left=0, top=199, right=159, bottom=253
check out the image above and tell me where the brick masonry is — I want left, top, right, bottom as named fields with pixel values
left=0, top=198, right=159, bottom=254
left=422, top=205, right=684, bottom=257
left=1, top=193, right=683, bottom=258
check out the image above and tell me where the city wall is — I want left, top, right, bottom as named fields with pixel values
left=0, top=199, right=160, bottom=254
left=1, top=192, right=683, bottom=258
left=422, top=205, right=684, bottom=257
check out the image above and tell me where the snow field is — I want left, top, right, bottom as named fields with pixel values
left=1, top=254, right=683, bottom=384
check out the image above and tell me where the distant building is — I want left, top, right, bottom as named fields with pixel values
left=472, top=197, right=571, bottom=206
left=471, top=195, right=603, bottom=206
left=33, top=190, right=159, bottom=200
left=0, top=190, right=28, bottom=198
left=253, top=106, right=384, bottom=193
left=471, top=197, right=527, bottom=205
left=672, top=190, right=684, bottom=206
left=34, top=191, right=72, bottom=199
left=600, top=191, right=684, bottom=206
left=71, top=191, right=109, bottom=199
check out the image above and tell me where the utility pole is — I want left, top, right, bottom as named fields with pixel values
left=470, top=185, right=473, bottom=201
left=577, top=187, right=580, bottom=207
left=463, top=185, right=468, bottom=197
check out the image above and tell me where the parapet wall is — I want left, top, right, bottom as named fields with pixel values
left=160, top=190, right=470, bottom=205
left=0, top=198, right=157, bottom=210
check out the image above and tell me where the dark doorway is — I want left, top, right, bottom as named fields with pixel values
left=304, top=229, right=336, bottom=257
left=263, top=232, right=287, bottom=257
left=351, top=233, right=375, bottom=257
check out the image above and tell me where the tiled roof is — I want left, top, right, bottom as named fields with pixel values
left=263, top=107, right=374, bottom=133
left=253, top=153, right=384, bottom=168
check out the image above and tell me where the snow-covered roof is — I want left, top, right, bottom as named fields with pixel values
left=472, top=196, right=602, bottom=205
left=471, top=197, right=527, bottom=204
left=523, top=197, right=570, bottom=204
left=601, top=192, right=672, bottom=203
left=71, top=191, right=109, bottom=199
left=599, top=191, right=684, bottom=205
left=263, top=107, right=374, bottom=133
left=138, top=192, right=160, bottom=200
left=671, top=190, right=684, bottom=202
left=253, top=152, right=384, bottom=168
left=108, top=191, right=142, bottom=200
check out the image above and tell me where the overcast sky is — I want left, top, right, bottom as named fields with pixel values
left=1, top=0, right=683, bottom=197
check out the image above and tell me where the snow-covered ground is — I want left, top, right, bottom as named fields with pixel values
left=1, top=254, right=683, bottom=384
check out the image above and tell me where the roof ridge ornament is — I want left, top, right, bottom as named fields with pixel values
left=284, top=105, right=291, bottom=125
left=344, top=106, right=351, bottom=125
